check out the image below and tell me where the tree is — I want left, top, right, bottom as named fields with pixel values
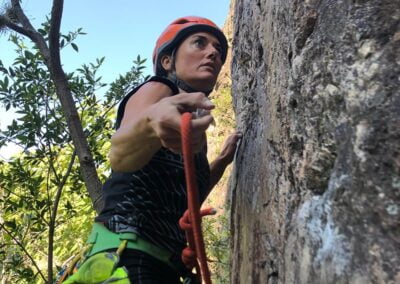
left=0, top=6, right=148, bottom=283
left=0, top=0, right=104, bottom=213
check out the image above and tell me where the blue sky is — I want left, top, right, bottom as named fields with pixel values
left=0, top=0, right=231, bottom=158
left=1, top=0, right=231, bottom=82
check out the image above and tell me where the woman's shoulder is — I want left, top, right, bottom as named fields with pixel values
left=115, top=76, right=178, bottom=128
left=125, top=76, right=178, bottom=99
left=145, top=76, right=179, bottom=95
left=134, top=78, right=175, bottom=98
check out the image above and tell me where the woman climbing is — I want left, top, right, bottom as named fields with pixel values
left=60, top=16, right=241, bottom=284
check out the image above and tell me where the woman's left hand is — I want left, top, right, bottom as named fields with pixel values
left=218, top=131, right=242, bottom=165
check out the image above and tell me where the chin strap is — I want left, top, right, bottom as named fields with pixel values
left=168, top=73, right=213, bottom=95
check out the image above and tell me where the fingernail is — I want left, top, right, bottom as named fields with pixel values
left=196, top=108, right=211, bottom=117
left=203, top=98, right=214, bottom=107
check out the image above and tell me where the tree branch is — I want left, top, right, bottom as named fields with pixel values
left=10, top=0, right=35, bottom=31
left=49, top=0, right=63, bottom=71
left=48, top=150, right=76, bottom=283
left=8, top=0, right=50, bottom=61
left=0, top=222, right=47, bottom=282
left=0, top=133, right=26, bottom=150
left=0, top=15, right=34, bottom=39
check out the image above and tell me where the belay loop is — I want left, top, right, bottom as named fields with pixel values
left=180, top=112, right=212, bottom=284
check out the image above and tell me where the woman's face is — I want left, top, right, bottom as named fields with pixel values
left=165, top=32, right=223, bottom=92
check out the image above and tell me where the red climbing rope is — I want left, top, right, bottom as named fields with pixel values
left=180, top=112, right=212, bottom=284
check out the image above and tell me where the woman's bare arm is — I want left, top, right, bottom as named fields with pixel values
left=207, top=132, right=242, bottom=194
left=110, top=82, right=216, bottom=172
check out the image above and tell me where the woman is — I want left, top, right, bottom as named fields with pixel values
left=94, top=16, right=241, bottom=283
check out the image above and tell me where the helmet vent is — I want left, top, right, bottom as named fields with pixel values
left=174, top=19, right=190, bottom=25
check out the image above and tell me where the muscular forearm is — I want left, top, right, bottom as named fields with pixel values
left=109, top=116, right=161, bottom=172
left=208, top=155, right=230, bottom=195
left=207, top=131, right=242, bottom=196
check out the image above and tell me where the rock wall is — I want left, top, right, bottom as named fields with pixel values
left=229, top=0, right=400, bottom=283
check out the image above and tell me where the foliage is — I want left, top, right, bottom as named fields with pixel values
left=0, top=24, right=147, bottom=283
left=204, top=85, right=235, bottom=283
left=210, top=86, right=235, bottom=131
left=203, top=209, right=231, bottom=284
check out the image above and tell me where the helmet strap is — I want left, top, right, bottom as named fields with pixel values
left=167, top=72, right=212, bottom=95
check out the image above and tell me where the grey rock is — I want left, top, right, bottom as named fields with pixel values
left=229, top=0, right=400, bottom=283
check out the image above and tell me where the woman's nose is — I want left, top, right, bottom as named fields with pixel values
left=206, top=45, right=219, bottom=59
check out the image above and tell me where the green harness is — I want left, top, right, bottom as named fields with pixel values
left=57, top=223, right=178, bottom=283
left=86, top=223, right=176, bottom=269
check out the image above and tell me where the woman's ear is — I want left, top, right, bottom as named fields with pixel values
left=161, top=55, right=173, bottom=72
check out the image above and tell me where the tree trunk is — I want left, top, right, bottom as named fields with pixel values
left=1, top=0, right=104, bottom=213
left=229, top=0, right=400, bottom=283
left=50, top=70, right=104, bottom=213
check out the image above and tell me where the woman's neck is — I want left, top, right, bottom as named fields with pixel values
left=167, top=73, right=212, bottom=95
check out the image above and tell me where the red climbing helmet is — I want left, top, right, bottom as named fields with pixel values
left=153, top=16, right=228, bottom=75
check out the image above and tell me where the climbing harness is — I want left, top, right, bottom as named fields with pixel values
left=86, top=223, right=176, bottom=269
left=55, top=233, right=130, bottom=284
left=180, top=112, right=213, bottom=284
left=55, top=223, right=178, bottom=283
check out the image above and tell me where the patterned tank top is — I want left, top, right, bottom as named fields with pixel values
left=95, top=76, right=210, bottom=254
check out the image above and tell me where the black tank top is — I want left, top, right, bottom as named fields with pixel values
left=95, top=76, right=210, bottom=254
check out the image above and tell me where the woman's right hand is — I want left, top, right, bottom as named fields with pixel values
left=111, top=82, right=214, bottom=172
left=147, top=92, right=215, bottom=153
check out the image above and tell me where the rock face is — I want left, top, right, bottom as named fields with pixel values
left=229, top=0, right=400, bottom=283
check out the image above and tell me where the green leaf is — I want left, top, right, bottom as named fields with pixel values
left=4, top=220, right=17, bottom=230
left=24, top=50, right=34, bottom=59
left=38, top=28, right=46, bottom=36
left=0, top=65, right=8, bottom=74
left=3, top=76, right=9, bottom=89
left=71, top=43, right=79, bottom=52
left=9, top=67, right=15, bottom=77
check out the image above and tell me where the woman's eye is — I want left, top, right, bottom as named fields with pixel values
left=194, top=39, right=205, bottom=47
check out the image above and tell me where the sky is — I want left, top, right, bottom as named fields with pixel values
left=1, top=0, right=231, bottom=81
left=0, top=0, right=231, bottom=158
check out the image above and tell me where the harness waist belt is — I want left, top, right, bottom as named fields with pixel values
left=86, top=223, right=177, bottom=270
